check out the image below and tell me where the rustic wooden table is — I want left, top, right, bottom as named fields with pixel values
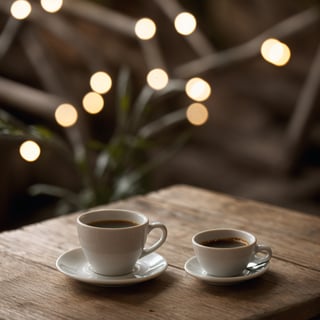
left=0, top=185, right=319, bottom=320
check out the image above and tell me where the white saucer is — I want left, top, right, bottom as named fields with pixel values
left=184, top=256, right=270, bottom=286
left=56, top=248, right=168, bottom=286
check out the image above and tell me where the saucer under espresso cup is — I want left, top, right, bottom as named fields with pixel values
left=76, top=208, right=167, bottom=276
left=184, top=256, right=270, bottom=285
left=191, top=228, right=272, bottom=277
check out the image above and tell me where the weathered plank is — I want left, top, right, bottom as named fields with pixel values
left=0, top=251, right=319, bottom=320
left=147, top=185, right=320, bottom=269
left=0, top=185, right=319, bottom=320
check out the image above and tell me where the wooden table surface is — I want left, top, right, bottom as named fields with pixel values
left=1, top=184, right=320, bottom=320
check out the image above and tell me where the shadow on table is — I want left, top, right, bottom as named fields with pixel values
left=201, top=269, right=280, bottom=298
left=66, top=271, right=177, bottom=304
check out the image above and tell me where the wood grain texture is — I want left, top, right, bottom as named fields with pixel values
left=0, top=184, right=319, bottom=320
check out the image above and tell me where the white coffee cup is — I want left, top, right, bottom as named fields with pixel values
left=192, top=228, right=272, bottom=277
left=77, top=209, right=167, bottom=276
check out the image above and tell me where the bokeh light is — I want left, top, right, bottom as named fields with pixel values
left=82, top=92, right=104, bottom=114
left=185, top=77, right=211, bottom=102
left=146, top=68, right=169, bottom=90
left=10, top=0, right=32, bottom=20
left=174, top=12, right=197, bottom=36
left=260, top=38, right=291, bottom=66
left=135, top=18, right=156, bottom=40
left=55, top=103, right=78, bottom=127
left=186, top=103, right=209, bottom=126
left=19, top=140, right=41, bottom=162
left=90, top=71, right=112, bottom=94
left=40, top=0, right=63, bottom=13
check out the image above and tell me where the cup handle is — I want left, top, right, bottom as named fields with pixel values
left=141, top=222, right=167, bottom=257
left=252, top=244, right=272, bottom=265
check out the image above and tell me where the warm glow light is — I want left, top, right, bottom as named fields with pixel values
left=82, top=92, right=104, bottom=114
left=55, top=103, right=78, bottom=127
left=19, top=140, right=41, bottom=162
left=146, top=68, right=169, bottom=90
left=90, top=71, right=112, bottom=94
left=40, top=0, right=63, bottom=13
left=135, top=18, right=156, bottom=40
left=260, top=38, right=291, bottom=66
left=186, top=103, right=209, bottom=126
left=185, top=77, right=211, bottom=102
left=174, top=12, right=197, bottom=36
left=10, top=0, right=32, bottom=20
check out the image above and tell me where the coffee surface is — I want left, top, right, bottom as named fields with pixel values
left=201, top=237, right=248, bottom=248
left=88, top=220, right=138, bottom=228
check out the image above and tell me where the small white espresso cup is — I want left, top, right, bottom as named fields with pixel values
left=77, top=209, right=167, bottom=276
left=192, top=228, right=272, bottom=277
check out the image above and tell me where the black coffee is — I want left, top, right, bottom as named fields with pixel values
left=88, top=220, right=138, bottom=228
left=201, top=237, right=248, bottom=248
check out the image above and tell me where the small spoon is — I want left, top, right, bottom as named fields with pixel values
left=242, top=261, right=268, bottom=275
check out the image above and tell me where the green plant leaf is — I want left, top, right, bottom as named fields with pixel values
left=131, top=85, right=154, bottom=129
left=138, top=108, right=187, bottom=139
left=115, top=66, right=131, bottom=132
left=30, top=125, right=54, bottom=139
left=28, top=184, right=80, bottom=208
left=0, top=109, right=28, bottom=135
left=94, top=149, right=110, bottom=178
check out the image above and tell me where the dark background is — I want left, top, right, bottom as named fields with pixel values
left=1, top=0, right=320, bottom=230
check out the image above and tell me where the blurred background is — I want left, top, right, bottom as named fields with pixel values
left=0, top=0, right=320, bottom=230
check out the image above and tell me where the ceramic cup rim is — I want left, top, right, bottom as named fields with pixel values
left=192, top=228, right=256, bottom=250
left=77, top=208, right=148, bottom=230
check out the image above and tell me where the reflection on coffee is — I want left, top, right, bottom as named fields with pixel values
left=201, top=237, right=248, bottom=248
left=88, top=220, right=138, bottom=228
